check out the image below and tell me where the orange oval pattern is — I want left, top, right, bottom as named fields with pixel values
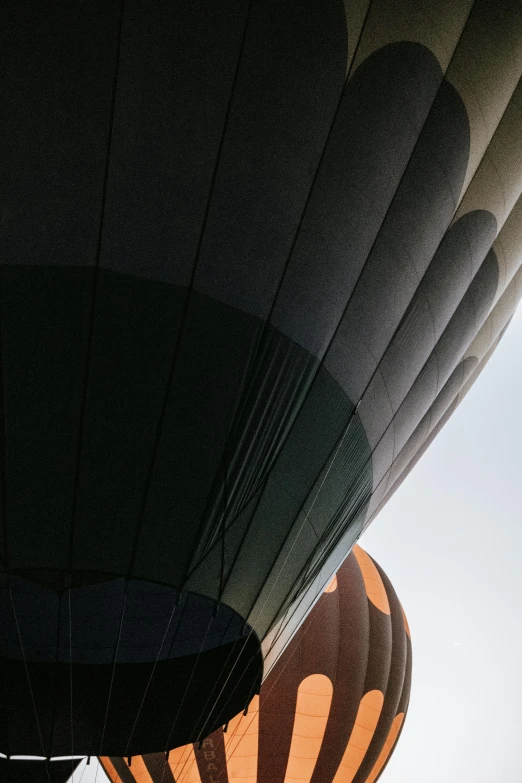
left=353, top=545, right=391, bottom=614
left=332, top=690, right=385, bottom=783
left=366, top=713, right=405, bottom=783
left=283, top=675, right=334, bottom=783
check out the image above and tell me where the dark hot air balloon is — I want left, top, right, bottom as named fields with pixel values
left=0, top=0, right=520, bottom=756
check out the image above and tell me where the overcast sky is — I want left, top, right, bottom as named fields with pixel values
left=361, top=303, right=522, bottom=782
left=71, top=304, right=522, bottom=783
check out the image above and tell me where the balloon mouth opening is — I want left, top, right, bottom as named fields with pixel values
left=0, top=571, right=263, bottom=757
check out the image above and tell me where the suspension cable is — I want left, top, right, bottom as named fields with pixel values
left=123, top=592, right=179, bottom=758
left=8, top=583, right=51, bottom=783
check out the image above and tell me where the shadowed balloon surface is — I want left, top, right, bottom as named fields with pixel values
left=1, top=0, right=522, bottom=756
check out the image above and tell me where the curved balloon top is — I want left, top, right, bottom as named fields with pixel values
left=100, top=545, right=411, bottom=783
left=0, top=0, right=521, bottom=757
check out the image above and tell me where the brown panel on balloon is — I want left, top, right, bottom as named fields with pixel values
left=194, top=729, right=229, bottom=783
left=332, top=690, right=384, bottom=783
left=256, top=638, right=304, bottom=783
left=142, top=754, right=176, bottom=783
left=352, top=563, right=408, bottom=783
left=255, top=576, right=339, bottom=783
left=306, top=553, right=372, bottom=783
left=397, top=630, right=413, bottom=717
left=362, top=602, right=393, bottom=696
left=365, top=713, right=405, bottom=783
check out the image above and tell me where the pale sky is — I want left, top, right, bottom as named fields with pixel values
left=71, top=304, right=522, bottom=783
left=361, top=303, right=522, bottom=782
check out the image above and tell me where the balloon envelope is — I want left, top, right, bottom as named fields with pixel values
left=0, top=0, right=521, bottom=755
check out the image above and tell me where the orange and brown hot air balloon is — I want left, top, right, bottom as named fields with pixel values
left=99, top=544, right=411, bottom=783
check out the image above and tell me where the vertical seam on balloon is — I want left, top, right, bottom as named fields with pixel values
left=191, top=7, right=504, bottom=627
left=213, top=3, right=477, bottom=619
left=211, top=477, right=268, bottom=599
left=262, top=549, right=347, bottom=664
left=262, top=594, right=324, bottom=695
left=257, top=16, right=521, bottom=628
left=208, top=338, right=304, bottom=568
left=265, top=448, right=382, bottom=680
left=373, top=388, right=453, bottom=518
left=241, top=412, right=368, bottom=636
left=196, top=425, right=373, bottom=742
left=67, top=0, right=126, bottom=573
left=355, top=580, right=405, bottom=783
left=191, top=0, right=373, bottom=570
left=124, top=0, right=256, bottom=582
left=216, top=600, right=237, bottom=648
left=263, top=481, right=368, bottom=650
left=262, top=570, right=325, bottom=664
left=193, top=318, right=265, bottom=564
left=379, top=240, right=498, bottom=502
left=369, top=353, right=471, bottom=521
left=121, top=9, right=480, bottom=760
left=344, top=0, right=371, bottom=76
left=186, top=0, right=377, bottom=595
left=190, top=56, right=500, bottom=607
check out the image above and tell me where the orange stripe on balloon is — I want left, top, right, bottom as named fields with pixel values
left=365, top=713, right=404, bottom=783
left=99, top=757, right=123, bottom=783
left=225, top=695, right=260, bottom=783
left=352, top=546, right=390, bottom=614
left=283, top=674, right=333, bottom=783
left=324, top=575, right=338, bottom=593
left=332, top=690, right=384, bottom=783
left=168, top=743, right=203, bottom=783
